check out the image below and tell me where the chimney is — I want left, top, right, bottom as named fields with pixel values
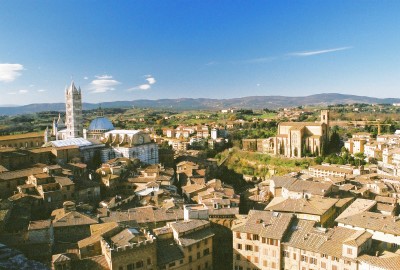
left=63, top=201, right=76, bottom=213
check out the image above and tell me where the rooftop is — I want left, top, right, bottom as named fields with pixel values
left=169, top=219, right=209, bottom=234
left=50, top=138, right=93, bottom=148
left=266, top=197, right=338, bottom=216
left=232, top=210, right=293, bottom=240
left=335, top=198, right=377, bottom=221
left=337, top=211, right=400, bottom=236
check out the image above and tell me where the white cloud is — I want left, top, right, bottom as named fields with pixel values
left=139, top=84, right=151, bottom=90
left=7, top=89, right=28, bottom=95
left=128, top=75, right=156, bottom=91
left=288, top=46, right=352, bottom=57
left=37, top=89, right=46, bottom=92
left=96, top=74, right=113, bottom=79
left=128, top=84, right=151, bottom=91
left=146, top=77, right=156, bottom=85
left=90, top=75, right=121, bottom=93
left=243, top=56, right=276, bottom=64
left=83, top=76, right=89, bottom=80
left=0, top=63, right=24, bottom=82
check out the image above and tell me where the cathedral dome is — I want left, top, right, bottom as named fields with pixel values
left=88, top=117, right=114, bottom=131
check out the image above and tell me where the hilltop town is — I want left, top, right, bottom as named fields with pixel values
left=1, top=83, right=400, bottom=270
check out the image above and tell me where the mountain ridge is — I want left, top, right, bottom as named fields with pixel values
left=1, top=93, right=399, bottom=115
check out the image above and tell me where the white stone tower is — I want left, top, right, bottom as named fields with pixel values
left=65, top=82, right=83, bottom=139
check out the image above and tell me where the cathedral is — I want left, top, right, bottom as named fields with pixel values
left=243, top=110, right=330, bottom=158
left=45, top=81, right=159, bottom=165
left=264, top=110, right=330, bottom=158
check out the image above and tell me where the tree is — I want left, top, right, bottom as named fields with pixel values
left=354, top=152, right=366, bottom=166
left=329, top=131, right=342, bottom=153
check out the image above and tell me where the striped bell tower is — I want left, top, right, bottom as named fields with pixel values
left=65, top=82, right=83, bottom=138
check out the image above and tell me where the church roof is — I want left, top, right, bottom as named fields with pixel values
left=88, top=117, right=114, bottom=131
left=50, top=138, right=92, bottom=148
left=279, top=122, right=323, bottom=127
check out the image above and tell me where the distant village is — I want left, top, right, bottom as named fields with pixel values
left=1, top=83, right=400, bottom=269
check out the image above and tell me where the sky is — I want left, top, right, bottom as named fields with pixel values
left=0, top=0, right=400, bottom=105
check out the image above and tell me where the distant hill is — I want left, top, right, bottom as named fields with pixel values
left=0, top=93, right=399, bottom=115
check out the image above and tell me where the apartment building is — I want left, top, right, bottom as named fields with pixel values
left=154, top=219, right=214, bottom=270
left=282, top=219, right=372, bottom=270
left=308, top=165, right=355, bottom=178
left=232, top=210, right=293, bottom=270
left=336, top=211, right=400, bottom=248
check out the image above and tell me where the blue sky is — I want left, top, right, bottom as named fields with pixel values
left=1, top=1, right=400, bottom=105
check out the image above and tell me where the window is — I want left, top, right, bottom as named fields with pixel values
left=197, top=252, right=200, bottom=259
left=205, top=262, right=208, bottom=268
left=320, top=262, right=326, bottom=269
left=237, top=244, right=242, bottom=249
left=189, top=246, right=192, bottom=252
left=254, top=257, right=258, bottom=263
left=271, top=262, right=276, bottom=269
left=333, top=257, right=339, bottom=262
left=189, top=256, right=192, bottom=263
left=203, top=248, right=210, bottom=256
left=283, top=251, right=289, bottom=258
left=136, top=261, right=143, bottom=268
left=236, top=254, right=240, bottom=260
left=267, top=238, right=278, bottom=246
left=147, top=258, right=151, bottom=265
left=127, top=264, right=133, bottom=270
left=245, top=245, right=253, bottom=251
left=301, top=255, right=308, bottom=262
left=347, top=248, right=352, bottom=255
left=169, top=262, right=176, bottom=267
left=236, top=232, right=241, bottom=239
left=197, top=242, right=200, bottom=248
left=253, top=235, right=259, bottom=241
left=263, top=260, right=267, bottom=267
left=262, top=237, right=266, bottom=243
left=247, top=233, right=251, bottom=240
left=310, top=257, right=317, bottom=265
left=332, top=266, right=338, bottom=270
left=204, top=239, right=208, bottom=245
left=293, top=253, right=296, bottom=260
left=254, top=246, right=259, bottom=252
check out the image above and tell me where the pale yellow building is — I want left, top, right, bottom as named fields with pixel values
left=232, top=210, right=294, bottom=270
